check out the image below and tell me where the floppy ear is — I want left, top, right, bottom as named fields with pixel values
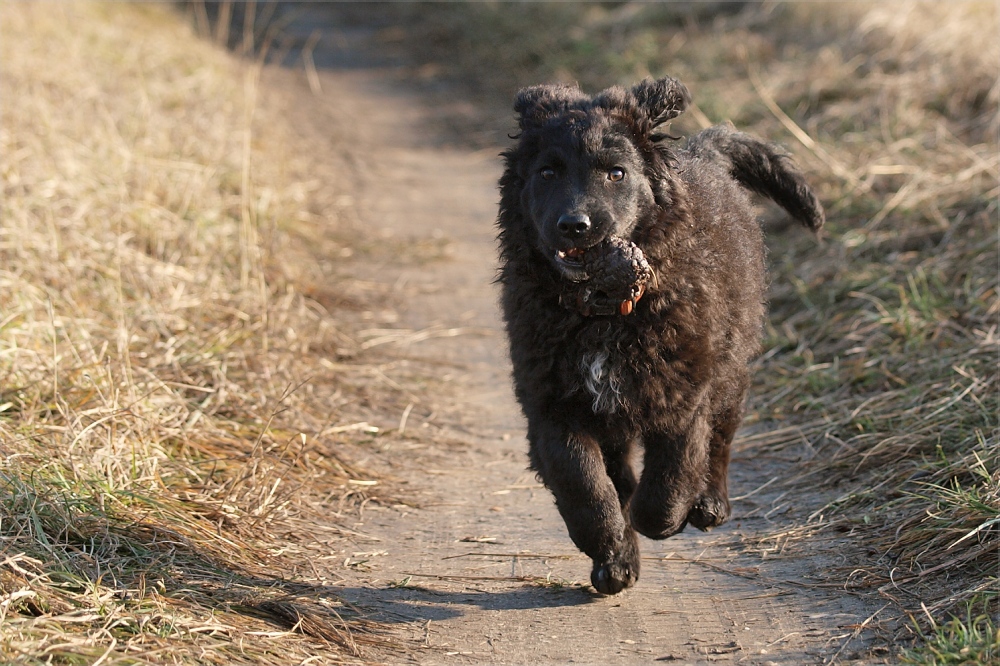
left=514, top=84, right=588, bottom=130
left=630, top=76, right=691, bottom=127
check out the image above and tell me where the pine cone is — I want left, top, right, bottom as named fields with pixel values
left=560, top=238, right=653, bottom=316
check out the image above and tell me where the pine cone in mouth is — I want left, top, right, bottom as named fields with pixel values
left=558, top=237, right=653, bottom=316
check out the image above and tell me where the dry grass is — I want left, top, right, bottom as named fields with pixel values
left=737, top=5, right=998, bottom=648
left=352, top=0, right=998, bottom=658
left=0, top=2, right=403, bottom=663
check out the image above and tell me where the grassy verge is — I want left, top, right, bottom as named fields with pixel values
left=353, top=0, right=998, bottom=658
left=1, top=3, right=398, bottom=663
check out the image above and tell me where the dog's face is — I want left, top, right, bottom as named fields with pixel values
left=520, top=125, right=653, bottom=280
left=511, top=77, right=690, bottom=280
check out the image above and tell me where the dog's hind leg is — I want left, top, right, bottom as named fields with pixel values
left=687, top=399, right=743, bottom=531
left=528, top=419, right=640, bottom=595
left=601, top=431, right=640, bottom=513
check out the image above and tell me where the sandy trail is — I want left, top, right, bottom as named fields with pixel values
left=264, top=18, right=879, bottom=665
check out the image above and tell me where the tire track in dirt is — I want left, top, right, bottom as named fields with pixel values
left=265, top=18, right=881, bottom=665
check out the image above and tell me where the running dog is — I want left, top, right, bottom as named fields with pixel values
left=496, top=76, right=824, bottom=594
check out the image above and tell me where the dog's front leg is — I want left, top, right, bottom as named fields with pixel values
left=528, top=418, right=640, bottom=594
left=630, top=405, right=713, bottom=540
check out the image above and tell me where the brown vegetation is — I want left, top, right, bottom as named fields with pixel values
left=1, top=2, right=397, bottom=662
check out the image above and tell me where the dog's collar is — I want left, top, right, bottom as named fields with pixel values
left=559, top=284, right=646, bottom=317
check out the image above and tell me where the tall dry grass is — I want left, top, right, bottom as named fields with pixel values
left=1, top=3, right=390, bottom=663
left=741, top=3, right=998, bottom=642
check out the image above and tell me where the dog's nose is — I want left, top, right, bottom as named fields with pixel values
left=556, top=214, right=592, bottom=239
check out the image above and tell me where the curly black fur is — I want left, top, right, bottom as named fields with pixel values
left=496, top=76, right=824, bottom=595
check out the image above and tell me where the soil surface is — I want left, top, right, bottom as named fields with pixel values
left=262, top=14, right=882, bottom=665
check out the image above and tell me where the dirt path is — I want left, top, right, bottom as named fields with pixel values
left=263, top=19, right=880, bottom=666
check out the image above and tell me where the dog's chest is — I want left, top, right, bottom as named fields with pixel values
left=565, top=317, right=645, bottom=414
left=579, top=349, right=625, bottom=414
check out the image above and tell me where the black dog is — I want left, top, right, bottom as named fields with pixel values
left=496, top=76, right=823, bottom=594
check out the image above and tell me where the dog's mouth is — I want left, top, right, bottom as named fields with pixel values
left=554, top=247, right=591, bottom=281
left=554, top=237, right=655, bottom=316
left=556, top=247, right=587, bottom=265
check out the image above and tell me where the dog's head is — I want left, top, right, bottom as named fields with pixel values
left=505, top=77, right=690, bottom=281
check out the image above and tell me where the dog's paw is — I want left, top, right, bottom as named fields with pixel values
left=687, top=492, right=731, bottom=531
left=630, top=496, right=689, bottom=540
left=590, top=530, right=640, bottom=595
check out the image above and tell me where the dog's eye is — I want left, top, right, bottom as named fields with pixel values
left=540, top=167, right=556, bottom=181
left=608, top=167, right=626, bottom=182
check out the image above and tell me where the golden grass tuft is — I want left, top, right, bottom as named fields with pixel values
left=1, top=2, right=394, bottom=662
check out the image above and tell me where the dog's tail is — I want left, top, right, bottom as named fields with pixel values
left=687, top=125, right=825, bottom=232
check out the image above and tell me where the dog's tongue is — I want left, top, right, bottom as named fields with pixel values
left=565, top=247, right=585, bottom=259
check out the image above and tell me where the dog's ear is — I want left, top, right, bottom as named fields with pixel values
left=514, top=84, right=587, bottom=130
left=630, top=76, right=690, bottom=127
left=594, top=76, right=689, bottom=134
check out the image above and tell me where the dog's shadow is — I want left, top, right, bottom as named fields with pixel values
left=338, top=581, right=597, bottom=623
